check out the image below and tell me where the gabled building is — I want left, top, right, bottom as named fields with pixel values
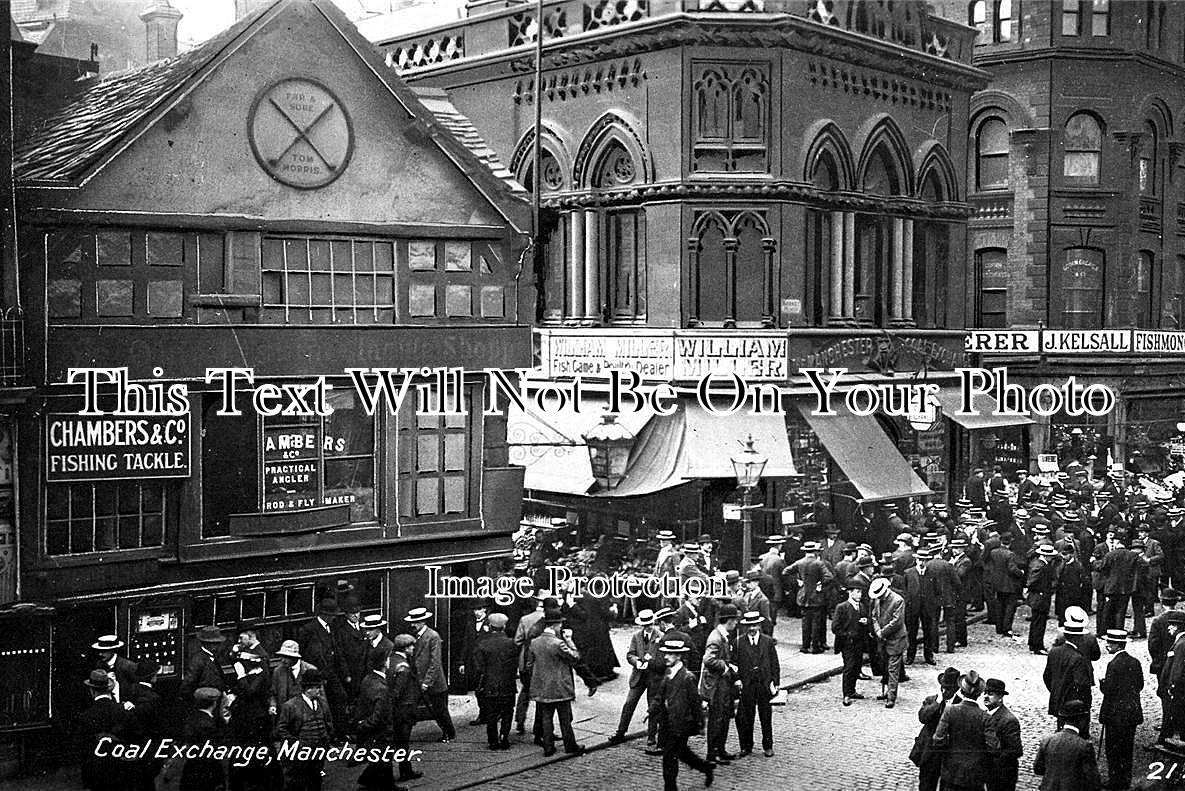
left=5, top=0, right=530, bottom=757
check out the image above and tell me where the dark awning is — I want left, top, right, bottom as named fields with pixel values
left=933, top=387, right=1035, bottom=430
left=797, top=402, right=932, bottom=503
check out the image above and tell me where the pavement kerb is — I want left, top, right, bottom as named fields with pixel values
left=446, top=610, right=989, bottom=790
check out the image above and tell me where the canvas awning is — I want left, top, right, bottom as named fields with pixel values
left=797, top=402, right=931, bottom=503
left=510, top=399, right=797, bottom=497
left=933, top=387, right=1035, bottom=430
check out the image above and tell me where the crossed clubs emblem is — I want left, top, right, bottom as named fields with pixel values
left=266, top=97, right=340, bottom=173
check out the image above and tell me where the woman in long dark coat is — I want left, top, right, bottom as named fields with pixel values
left=568, top=593, right=619, bottom=681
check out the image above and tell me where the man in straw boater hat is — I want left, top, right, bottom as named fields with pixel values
left=1027, top=544, right=1060, bottom=655
left=405, top=606, right=456, bottom=742
left=735, top=611, right=779, bottom=758
left=786, top=539, right=833, bottom=654
left=180, top=626, right=226, bottom=703
left=526, top=607, right=586, bottom=757
left=1099, top=628, right=1143, bottom=791
left=610, top=608, right=664, bottom=747
left=91, top=634, right=136, bottom=703
left=649, top=636, right=715, bottom=790
left=983, top=678, right=1023, bottom=791
left=869, top=577, right=907, bottom=709
left=904, top=547, right=941, bottom=666
left=388, top=634, right=424, bottom=783
left=833, top=579, right=869, bottom=707
left=1044, top=608, right=1095, bottom=728
left=1033, top=699, right=1103, bottom=790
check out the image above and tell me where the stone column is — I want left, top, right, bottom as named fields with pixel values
left=843, top=212, right=856, bottom=319
left=829, top=211, right=844, bottom=323
left=583, top=210, right=599, bottom=325
left=567, top=211, right=584, bottom=324
left=901, top=219, right=915, bottom=325
left=891, top=216, right=905, bottom=322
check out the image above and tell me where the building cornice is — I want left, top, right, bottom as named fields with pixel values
left=389, top=13, right=989, bottom=91
left=972, top=46, right=1185, bottom=78
left=539, top=179, right=974, bottom=219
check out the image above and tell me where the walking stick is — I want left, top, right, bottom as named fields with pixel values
left=1097, top=721, right=1107, bottom=771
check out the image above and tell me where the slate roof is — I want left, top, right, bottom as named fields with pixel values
left=13, top=5, right=265, bottom=183
left=413, top=87, right=526, bottom=195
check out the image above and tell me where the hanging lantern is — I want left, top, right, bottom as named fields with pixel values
left=731, top=434, right=768, bottom=489
left=583, top=414, right=634, bottom=490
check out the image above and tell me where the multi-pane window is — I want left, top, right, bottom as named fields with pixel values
left=45, top=481, right=166, bottom=555
left=1092, top=0, right=1109, bottom=35
left=47, top=228, right=199, bottom=322
left=976, top=118, right=1010, bottom=190
left=262, top=389, right=376, bottom=524
left=398, top=386, right=478, bottom=520
left=1062, top=247, right=1105, bottom=328
left=407, top=240, right=506, bottom=321
left=260, top=236, right=395, bottom=324
left=1062, top=0, right=1081, bottom=35
left=1135, top=251, right=1157, bottom=328
left=995, top=0, right=1013, bottom=41
left=1170, top=256, right=1185, bottom=328
left=1139, top=121, right=1157, bottom=195
left=969, top=0, right=989, bottom=40
left=1063, top=113, right=1102, bottom=186
left=976, top=249, right=1009, bottom=328
left=691, top=63, right=769, bottom=173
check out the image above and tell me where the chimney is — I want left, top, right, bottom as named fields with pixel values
left=140, top=0, right=183, bottom=61
left=234, top=0, right=271, bottom=20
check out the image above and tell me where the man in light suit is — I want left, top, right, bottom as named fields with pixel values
left=526, top=609, right=585, bottom=757
left=699, top=603, right=740, bottom=765
left=735, top=611, right=779, bottom=758
left=869, top=577, right=907, bottom=708
left=513, top=593, right=548, bottom=734
left=407, top=607, right=455, bottom=742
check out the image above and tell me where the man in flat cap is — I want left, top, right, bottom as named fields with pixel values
left=277, top=668, right=334, bottom=791
left=1099, top=629, right=1142, bottom=791
left=178, top=687, right=225, bottom=791
left=983, top=679, right=1022, bottom=791
left=526, top=608, right=585, bottom=757
left=388, top=634, right=423, bottom=783
left=1033, top=700, right=1102, bottom=791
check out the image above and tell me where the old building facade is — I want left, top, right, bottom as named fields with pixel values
left=3, top=0, right=531, bottom=754
left=375, top=0, right=1009, bottom=563
left=931, top=0, right=1185, bottom=474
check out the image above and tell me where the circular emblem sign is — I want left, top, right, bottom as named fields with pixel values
left=249, top=78, right=353, bottom=189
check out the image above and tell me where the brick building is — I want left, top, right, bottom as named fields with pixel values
left=931, top=0, right=1185, bottom=474
left=373, top=0, right=1018, bottom=564
left=4, top=0, right=530, bottom=760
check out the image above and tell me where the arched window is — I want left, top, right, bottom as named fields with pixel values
left=1139, top=121, right=1157, bottom=196
left=1063, top=113, right=1102, bottom=186
left=863, top=147, right=902, bottom=196
left=692, top=64, right=769, bottom=173
left=519, top=150, right=564, bottom=194
left=976, top=117, right=1010, bottom=190
left=995, top=0, right=1013, bottom=41
left=688, top=212, right=774, bottom=327
left=969, top=0, right=989, bottom=40
left=589, top=139, right=644, bottom=323
left=812, top=151, right=840, bottom=191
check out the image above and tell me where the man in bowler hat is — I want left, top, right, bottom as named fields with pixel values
left=1033, top=699, right=1102, bottom=791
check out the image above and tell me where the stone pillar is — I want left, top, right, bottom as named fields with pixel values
left=901, top=219, right=915, bottom=325
left=583, top=210, right=599, bottom=325
left=724, top=237, right=739, bottom=327
left=842, top=212, right=856, bottom=319
left=567, top=211, right=584, bottom=325
left=890, top=217, right=905, bottom=322
left=829, top=211, right=844, bottom=323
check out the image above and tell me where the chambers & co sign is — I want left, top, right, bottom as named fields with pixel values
left=46, top=414, right=191, bottom=482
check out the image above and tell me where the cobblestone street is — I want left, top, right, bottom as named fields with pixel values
left=477, top=616, right=1165, bottom=791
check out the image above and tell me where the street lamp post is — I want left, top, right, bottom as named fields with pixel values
left=731, top=434, right=767, bottom=571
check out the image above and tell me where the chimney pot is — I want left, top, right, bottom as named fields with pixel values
left=140, top=0, right=183, bottom=61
